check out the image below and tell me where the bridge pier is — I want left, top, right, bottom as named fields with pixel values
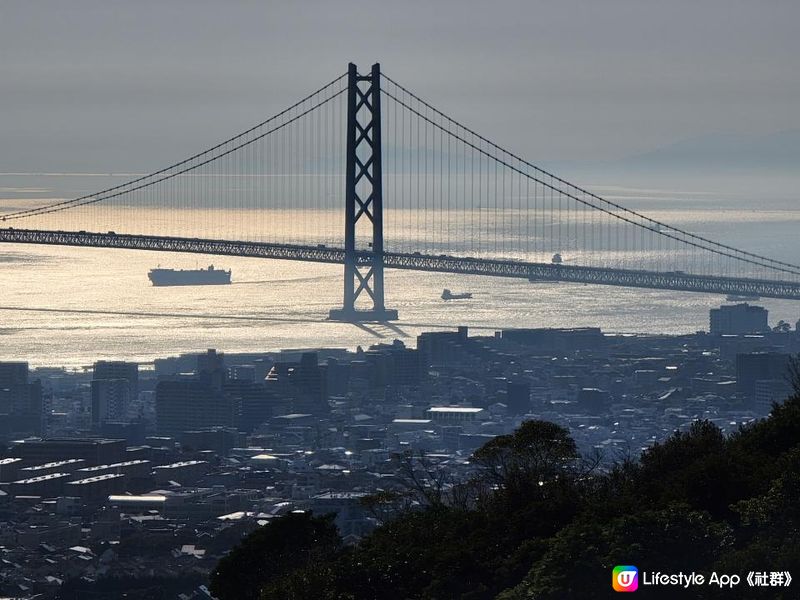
left=329, top=62, right=398, bottom=322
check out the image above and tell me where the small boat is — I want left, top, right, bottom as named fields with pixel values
left=441, top=288, right=472, bottom=301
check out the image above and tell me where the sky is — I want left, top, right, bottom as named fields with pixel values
left=1, top=0, right=799, bottom=174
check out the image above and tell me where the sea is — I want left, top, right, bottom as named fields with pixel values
left=1, top=175, right=798, bottom=368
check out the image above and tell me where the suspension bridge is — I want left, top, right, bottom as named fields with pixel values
left=2, top=63, right=799, bottom=321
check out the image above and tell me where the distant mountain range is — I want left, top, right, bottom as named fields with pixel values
left=618, top=129, right=800, bottom=171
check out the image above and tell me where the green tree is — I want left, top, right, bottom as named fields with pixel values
left=709, top=449, right=800, bottom=600
left=503, top=506, right=732, bottom=600
left=634, top=420, right=756, bottom=517
left=209, top=512, right=340, bottom=600
left=473, top=420, right=578, bottom=497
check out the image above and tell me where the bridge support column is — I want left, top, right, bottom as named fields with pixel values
left=329, top=62, right=398, bottom=322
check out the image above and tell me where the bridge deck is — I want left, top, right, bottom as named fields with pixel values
left=2, top=228, right=799, bottom=300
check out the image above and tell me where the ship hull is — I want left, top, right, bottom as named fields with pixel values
left=148, top=268, right=231, bottom=286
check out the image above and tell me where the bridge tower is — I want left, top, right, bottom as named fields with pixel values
left=329, top=63, right=398, bottom=321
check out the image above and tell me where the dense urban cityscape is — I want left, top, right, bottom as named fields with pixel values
left=0, top=301, right=796, bottom=598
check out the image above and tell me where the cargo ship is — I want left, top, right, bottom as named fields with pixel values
left=441, top=288, right=472, bottom=300
left=148, top=265, right=231, bottom=286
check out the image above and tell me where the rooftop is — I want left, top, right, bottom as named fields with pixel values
left=67, top=473, right=126, bottom=485
left=108, top=494, right=167, bottom=504
left=13, top=437, right=124, bottom=446
left=153, top=460, right=208, bottom=470
left=12, top=472, right=71, bottom=484
left=76, top=459, right=151, bottom=472
left=21, top=459, right=85, bottom=471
